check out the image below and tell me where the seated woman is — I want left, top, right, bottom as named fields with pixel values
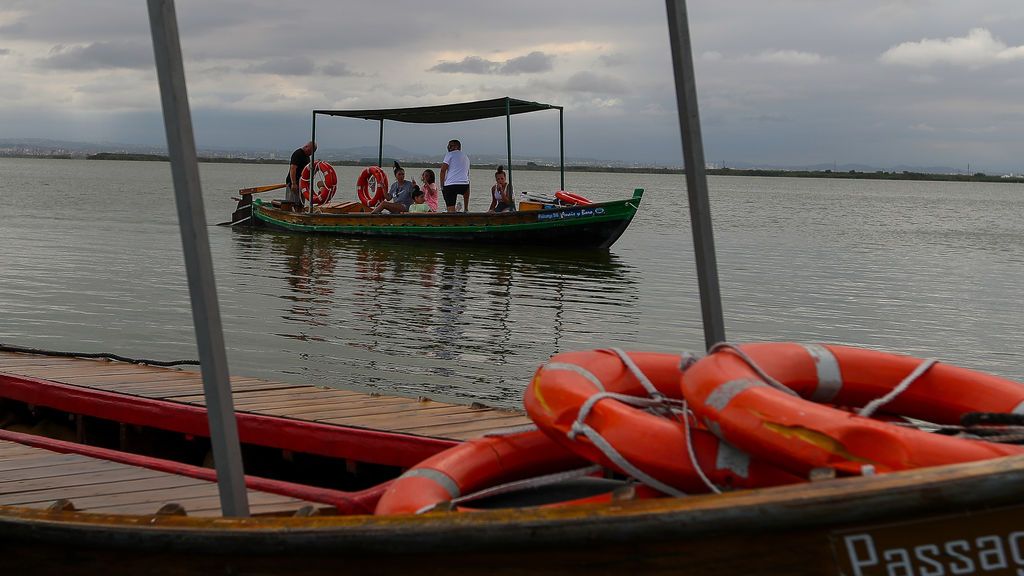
left=488, top=165, right=514, bottom=213
left=371, top=163, right=416, bottom=214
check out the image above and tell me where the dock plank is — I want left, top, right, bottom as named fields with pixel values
left=0, top=439, right=317, bottom=515
left=0, top=351, right=529, bottom=443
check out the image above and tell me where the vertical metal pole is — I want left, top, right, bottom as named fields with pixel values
left=378, top=118, right=384, bottom=168
left=505, top=98, right=513, bottom=199
left=147, top=0, right=249, bottom=517
left=666, top=0, right=726, bottom=349
left=558, top=108, right=565, bottom=191
left=308, top=112, right=316, bottom=214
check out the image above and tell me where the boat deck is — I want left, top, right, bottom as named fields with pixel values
left=0, top=351, right=530, bottom=441
left=0, top=438, right=318, bottom=516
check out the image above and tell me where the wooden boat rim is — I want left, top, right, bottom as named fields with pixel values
left=2, top=453, right=1021, bottom=548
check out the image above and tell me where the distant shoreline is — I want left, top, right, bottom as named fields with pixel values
left=6, top=152, right=1023, bottom=184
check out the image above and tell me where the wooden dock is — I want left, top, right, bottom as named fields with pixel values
left=0, top=351, right=530, bottom=441
left=0, top=438, right=317, bottom=516
left=0, top=350, right=532, bottom=516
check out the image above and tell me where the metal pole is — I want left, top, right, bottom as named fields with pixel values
left=666, top=0, right=726, bottom=349
left=378, top=118, right=384, bottom=168
left=505, top=98, right=513, bottom=202
left=146, top=0, right=249, bottom=517
left=558, top=108, right=565, bottom=191
left=309, top=112, right=316, bottom=214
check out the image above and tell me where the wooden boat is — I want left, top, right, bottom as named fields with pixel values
left=226, top=97, right=644, bottom=250
left=3, top=364, right=1024, bottom=575
left=5, top=2, right=1024, bottom=574
left=234, top=189, right=642, bottom=250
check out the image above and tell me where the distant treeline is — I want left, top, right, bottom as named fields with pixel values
left=62, top=153, right=1021, bottom=183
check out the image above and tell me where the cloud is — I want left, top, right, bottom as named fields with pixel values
left=500, top=51, right=553, bottom=74
left=430, top=55, right=497, bottom=74
left=563, top=71, right=627, bottom=94
left=748, top=50, right=827, bottom=66
left=598, top=52, right=627, bottom=67
left=36, top=41, right=152, bottom=70
left=318, top=61, right=363, bottom=77
left=246, top=56, right=316, bottom=76
left=429, top=51, right=553, bottom=75
left=0, top=48, right=10, bottom=55
left=880, top=28, right=1024, bottom=68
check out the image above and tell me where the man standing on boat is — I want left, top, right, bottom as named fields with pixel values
left=285, top=141, right=316, bottom=211
left=440, top=139, right=470, bottom=212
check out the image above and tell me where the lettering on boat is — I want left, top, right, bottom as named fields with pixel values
left=832, top=506, right=1024, bottom=575
left=536, top=207, right=606, bottom=221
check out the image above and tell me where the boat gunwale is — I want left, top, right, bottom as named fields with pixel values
left=2, top=454, right=1022, bottom=552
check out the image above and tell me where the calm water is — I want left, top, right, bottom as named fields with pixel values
left=1, top=158, right=1022, bottom=409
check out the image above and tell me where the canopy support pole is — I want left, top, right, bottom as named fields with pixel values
left=146, top=0, right=249, bottom=517
left=506, top=98, right=513, bottom=195
left=666, top=0, right=726, bottom=350
left=559, top=108, right=565, bottom=191
left=309, top=112, right=316, bottom=214
left=378, top=118, right=384, bottom=168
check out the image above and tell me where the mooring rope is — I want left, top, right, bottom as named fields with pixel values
left=0, top=343, right=199, bottom=367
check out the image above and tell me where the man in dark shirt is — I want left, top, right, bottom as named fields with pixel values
left=285, top=141, right=316, bottom=211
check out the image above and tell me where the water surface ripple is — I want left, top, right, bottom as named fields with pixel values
left=1, top=158, right=1022, bottom=408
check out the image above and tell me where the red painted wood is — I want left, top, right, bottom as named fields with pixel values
left=0, top=429, right=384, bottom=514
left=0, top=372, right=455, bottom=468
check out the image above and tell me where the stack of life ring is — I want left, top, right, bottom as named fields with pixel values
left=373, top=342, right=1024, bottom=515
left=357, top=166, right=388, bottom=208
left=555, top=190, right=592, bottom=206
left=299, top=160, right=338, bottom=206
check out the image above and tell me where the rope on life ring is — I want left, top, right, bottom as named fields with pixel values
left=357, top=166, right=388, bottom=207
left=300, top=160, right=338, bottom=206
left=555, top=190, right=592, bottom=206
left=525, top=349, right=802, bottom=495
left=681, top=342, right=1024, bottom=477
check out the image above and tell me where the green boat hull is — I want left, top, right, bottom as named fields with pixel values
left=240, top=189, right=643, bottom=250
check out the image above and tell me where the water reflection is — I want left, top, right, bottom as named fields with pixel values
left=228, top=230, right=638, bottom=406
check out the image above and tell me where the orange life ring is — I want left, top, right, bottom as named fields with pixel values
left=357, top=166, right=388, bottom=208
left=299, top=160, right=338, bottom=206
left=525, top=349, right=802, bottom=494
left=555, top=190, right=592, bottom=206
left=374, top=429, right=589, bottom=515
left=681, top=343, right=1024, bottom=477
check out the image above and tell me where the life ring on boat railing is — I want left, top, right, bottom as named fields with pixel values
left=680, top=343, right=1024, bottom=478
left=357, top=166, right=388, bottom=208
left=299, top=160, right=338, bottom=206
left=525, top=349, right=803, bottom=495
left=555, top=190, right=592, bottom=206
left=374, top=429, right=589, bottom=515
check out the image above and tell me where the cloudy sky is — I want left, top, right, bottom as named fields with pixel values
left=1, top=1, right=1023, bottom=171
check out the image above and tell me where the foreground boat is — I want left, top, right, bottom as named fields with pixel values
left=5, top=1, right=1023, bottom=574
left=234, top=189, right=642, bottom=249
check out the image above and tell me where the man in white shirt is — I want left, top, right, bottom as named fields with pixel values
left=439, top=139, right=470, bottom=212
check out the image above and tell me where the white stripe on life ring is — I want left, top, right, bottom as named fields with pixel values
left=802, top=343, right=843, bottom=403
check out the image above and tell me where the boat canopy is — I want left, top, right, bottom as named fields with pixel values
left=313, top=97, right=561, bottom=124
left=310, top=96, right=567, bottom=195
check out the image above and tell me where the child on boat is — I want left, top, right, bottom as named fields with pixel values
left=420, top=169, right=439, bottom=212
left=409, top=188, right=431, bottom=213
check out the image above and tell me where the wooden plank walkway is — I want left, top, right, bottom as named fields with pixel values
left=0, top=352, right=531, bottom=441
left=0, top=439, right=317, bottom=516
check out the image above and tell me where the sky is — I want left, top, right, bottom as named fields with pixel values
left=1, top=1, right=1023, bottom=172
